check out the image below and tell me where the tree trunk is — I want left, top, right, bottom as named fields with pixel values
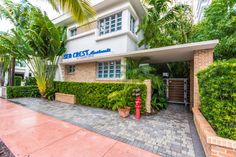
left=10, top=57, right=16, bottom=86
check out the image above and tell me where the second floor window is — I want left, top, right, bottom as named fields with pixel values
left=130, top=15, right=136, bottom=34
left=99, top=12, right=122, bottom=36
left=70, top=27, right=77, bottom=37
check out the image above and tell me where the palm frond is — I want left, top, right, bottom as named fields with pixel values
left=47, top=0, right=96, bottom=23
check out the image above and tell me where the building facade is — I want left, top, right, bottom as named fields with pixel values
left=193, top=0, right=212, bottom=23
left=2, top=61, right=32, bottom=86
left=53, top=0, right=145, bottom=82
left=53, top=0, right=215, bottom=84
left=14, top=61, right=32, bottom=78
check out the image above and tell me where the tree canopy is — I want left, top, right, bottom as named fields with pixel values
left=0, top=0, right=66, bottom=96
left=191, top=0, right=236, bottom=60
left=39, top=0, right=96, bottom=23
left=139, top=0, right=193, bottom=48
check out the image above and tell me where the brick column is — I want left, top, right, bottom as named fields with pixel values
left=193, top=49, right=213, bottom=109
left=144, top=80, right=151, bottom=113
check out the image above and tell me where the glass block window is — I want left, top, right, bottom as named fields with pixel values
left=69, top=27, right=77, bottom=37
left=97, top=61, right=121, bottom=79
left=130, top=15, right=136, bottom=34
left=68, top=65, right=75, bottom=74
left=99, top=12, right=122, bottom=36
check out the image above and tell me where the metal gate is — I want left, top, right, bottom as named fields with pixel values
left=165, top=78, right=189, bottom=107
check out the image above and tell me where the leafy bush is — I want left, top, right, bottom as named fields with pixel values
left=44, top=87, right=57, bottom=101
left=7, top=86, right=40, bottom=99
left=54, top=81, right=147, bottom=114
left=126, top=58, right=167, bottom=111
left=14, top=76, right=22, bottom=86
left=108, top=85, right=134, bottom=110
left=25, top=77, right=37, bottom=86
left=197, top=59, right=236, bottom=140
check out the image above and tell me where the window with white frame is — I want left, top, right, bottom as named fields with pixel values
left=69, top=27, right=77, bottom=37
left=130, top=15, right=136, bottom=34
left=97, top=61, right=121, bottom=79
left=67, top=65, right=76, bottom=74
left=99, top=12, right=122, bottom=36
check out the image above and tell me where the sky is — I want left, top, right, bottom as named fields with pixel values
left=0, top=0, right=61, bottom=32
left=0, top=0, right=103, bottom=32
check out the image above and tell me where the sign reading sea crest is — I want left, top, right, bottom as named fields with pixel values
left=63, top=48, right=111, bottom=59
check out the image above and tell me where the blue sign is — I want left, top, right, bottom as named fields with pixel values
left=63, top=48, right=111, bottom=59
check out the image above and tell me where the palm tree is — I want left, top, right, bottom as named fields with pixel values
left=139, top=0, right=192, bottom=48
left=0, top=0, right=95, bottom=86
left=0, top=1, right=66, bottom=96
left=46, top=0, right=96, bottom=23
left=126, top=57, right=167, bottom=110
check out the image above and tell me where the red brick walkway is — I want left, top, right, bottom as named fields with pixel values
left=0, top=98, right=160, bottom=157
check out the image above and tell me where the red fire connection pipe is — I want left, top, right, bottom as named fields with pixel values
left=135, top=96, right=141, bottom=120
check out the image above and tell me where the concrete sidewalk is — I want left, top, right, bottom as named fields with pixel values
left=0, top=98, right=160, bottom=157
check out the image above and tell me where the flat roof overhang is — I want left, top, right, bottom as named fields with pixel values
left=53, top=0, right=145, bottom=26
left=60, top=40, right=219, bottom=65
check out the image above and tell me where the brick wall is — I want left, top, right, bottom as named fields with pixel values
left=193, top=108, right=236, bottom=157
left=193, top=49, right=213, bottom=109
left=65, top=62, right=97, bottom=82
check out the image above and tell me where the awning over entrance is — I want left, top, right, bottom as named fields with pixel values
left=60, top=40, right=219, bottom=64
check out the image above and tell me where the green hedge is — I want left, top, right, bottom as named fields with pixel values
left=7, top=86, right=40, bottom=99
left=197, top=59, right=236, bottom=140
left=25, top=77, right=37, bottom=86
left=14, top=76, right=22, bottom=86
left=54, top=81, right=147, bottom=114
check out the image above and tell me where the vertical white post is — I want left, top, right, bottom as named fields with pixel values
left=122, top=9, right=129, bottom=32
left=121, top=57, right=126, bottom=80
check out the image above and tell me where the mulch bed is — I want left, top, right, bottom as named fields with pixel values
left=0, top=140, right=15, bottom=157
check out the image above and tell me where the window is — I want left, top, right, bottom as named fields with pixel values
left=97, top=61, right=121, bottom=79
left=16, top=61, right=26, bottom=67
left=70, top=27, right=77, bottom=37
left=68, top=65, right=76, bottom=74
left=99, top=12, right=122, bottom=36
left=130, top=15, right=136, bottom=34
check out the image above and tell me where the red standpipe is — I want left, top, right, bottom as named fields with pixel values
left=135, top=96, right=141, bottom=120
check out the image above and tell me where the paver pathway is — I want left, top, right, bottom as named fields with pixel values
left=0, top=98, right=160, bottom=157
left=10, top=98, right=205, bottom=157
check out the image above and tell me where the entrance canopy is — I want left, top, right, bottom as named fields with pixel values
left=123, top=40, right=218, bottom=63
left=60, top=40, right=219, bottom=64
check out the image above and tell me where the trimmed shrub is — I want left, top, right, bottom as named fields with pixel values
left=25, top=77, right=37, bottom=86
left=54, top=81, right=147, bottom=114
left=197, top=59, right=236, bottom=140
left=7, top=86, right=40, bottom=99
left=14, top=76, right=22, bottom=86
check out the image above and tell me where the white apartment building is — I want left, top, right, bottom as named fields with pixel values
left=53, top=0, right=217, bottom=85
left=2, top=61, right=32, bottom=86
left=193, top=0, right=212, bottom=22
left=53, top=0, right=145, bottom=82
